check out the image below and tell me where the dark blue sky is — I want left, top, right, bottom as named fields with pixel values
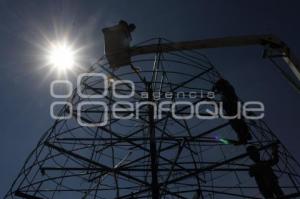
left=0, top=0, right=300, bottom=196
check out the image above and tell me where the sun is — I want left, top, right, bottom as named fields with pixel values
left=47, top=41, right=76, bottom=71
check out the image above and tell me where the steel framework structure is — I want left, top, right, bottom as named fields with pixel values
left=4, top=23, right=300, bottom=199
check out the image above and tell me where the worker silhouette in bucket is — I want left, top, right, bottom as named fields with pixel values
left=247, top=144, right=284, bottom=198
left=213, top=78, right=252, bottom=145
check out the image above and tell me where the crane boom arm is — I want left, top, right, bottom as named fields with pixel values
left=130, top=34, right=300, bottom=82
left=102, top=21, right=300, bottom=91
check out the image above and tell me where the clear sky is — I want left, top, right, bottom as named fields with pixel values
left=0, top=0, right=300, bottom=196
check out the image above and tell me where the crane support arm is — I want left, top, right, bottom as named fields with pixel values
left=130, top=34, right=300, bottom=82
left=102, top=21, right=300, bottom=90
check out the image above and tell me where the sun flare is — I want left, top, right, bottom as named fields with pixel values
left=47, top=41, right=76, bottom=71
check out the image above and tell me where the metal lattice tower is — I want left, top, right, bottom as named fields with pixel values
left=5, top=22, right=300, bottom=199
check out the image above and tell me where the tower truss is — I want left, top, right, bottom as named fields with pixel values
left=5, top=36, right=300, bottom=199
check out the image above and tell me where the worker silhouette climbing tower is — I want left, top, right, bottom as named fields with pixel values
left=247, top=144, right=284, bottom=198
left=213, top=78, right=252, bottom=145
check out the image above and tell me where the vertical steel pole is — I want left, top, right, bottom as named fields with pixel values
left=148, top=82, right=159, bottom=199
